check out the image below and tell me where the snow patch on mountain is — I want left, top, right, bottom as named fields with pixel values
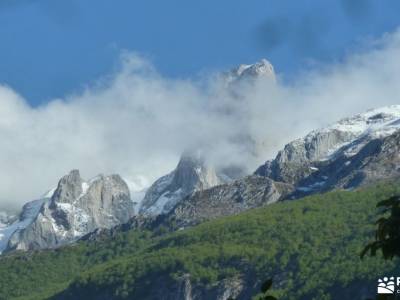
left=0, top=198, right=46, bottom=253
left=42, top=188, right=56, bottom=199
left=304, top=105, right=400, bottom=161
left=139, top=152, right=238, bottom=216
left=257, top=104, right=400, bottom=195
left=224, top=59, right=276, bottom=84
left=2, top=170, right=135, bottom=252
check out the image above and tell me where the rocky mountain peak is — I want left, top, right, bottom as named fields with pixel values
left=4, top=170, right=135, bottom=252
left=256, top=105, right=400, bottom=195
left=227, top=59, right=276, bottom=84
left=50, top=169, right=83, bottom=205
left=139, top=151, right=227, bottom=215
left=171, top=151, right=220, bottom=194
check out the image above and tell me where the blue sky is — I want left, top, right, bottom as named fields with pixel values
left=1, top=0, right=400, bottom=106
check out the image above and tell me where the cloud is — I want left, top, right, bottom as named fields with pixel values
left=252, top=28, right=400, bottom=141
left=2, top=29, right=400, bottom=210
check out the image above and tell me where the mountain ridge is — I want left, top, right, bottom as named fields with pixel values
left=4, top=104, right=400, bottom=253
left=256, top=105, right=400, bottom=196
left=2, top=56, right=400, bottom=254
left=2, top=170, right=135, bottom=253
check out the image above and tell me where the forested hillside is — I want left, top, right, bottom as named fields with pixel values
left=1, top=182, right=399, bottom=300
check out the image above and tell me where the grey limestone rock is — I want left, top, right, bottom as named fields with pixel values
left=140, top=152, right=231, bottom=215
left=256, top=105, right=400, bottom=196
left=6, top=170, right=134, bottom=251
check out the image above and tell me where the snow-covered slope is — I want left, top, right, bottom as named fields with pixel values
left=309, top=105, right=400, bottom=160
left=0, top=199, right=46, bottom=254
left=256, top=105, right=400, bottom=193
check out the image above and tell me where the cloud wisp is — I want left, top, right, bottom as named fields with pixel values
left=2, top=29, right=400, bottom=209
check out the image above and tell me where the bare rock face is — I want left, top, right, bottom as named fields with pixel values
left=136, top=273, right=250, bottom=300
left=161, top=175, right=293, bottom=229
left=51, top=169, right=83, bottom=204
left=256, top=105, right=400, bottom=196
left=311, top=130, right=400, bottom=190
left=6, top=170, right=134, bottom=251
left=140, top=152, right=232, bottom=215
left=173, top=274, right=247, bottom=300
left=256, top=129, right=358, bottom=185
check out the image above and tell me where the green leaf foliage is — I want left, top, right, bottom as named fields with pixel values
left=362, top=195, right=400, bottom=260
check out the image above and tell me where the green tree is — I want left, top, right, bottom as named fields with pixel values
left=362, top=196, right=400, bottom=300
left=259, top=278, right=277, bottom=300
left=362, top=196, right=400, bottom=259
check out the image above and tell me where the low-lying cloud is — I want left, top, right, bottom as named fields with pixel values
left=2, top=29, right=400, bottom=210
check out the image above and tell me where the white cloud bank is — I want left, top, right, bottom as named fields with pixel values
left=2, top=30, right=400, bottom=209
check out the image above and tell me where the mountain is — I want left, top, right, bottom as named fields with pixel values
left=3, top=59, right=400, bottom=256
left=139, top=151, right=235, bottom=215
left=4, top=170, right=134, bottom=252
left=148, top=105, right=400, bottom=231
left=159, top=175, right=293, bottom=229
left=78, top=175, right=293, bottom=242
left=224, top=58, right=276, bottom=84
left=4, top=104, right=400, bottom=254
left=120, top=105, right=400, bottom=232
left=1, top=96, right=400, bottom=297
left=139, top=59, right=276, bottom=217
left=256, top=105, right=400, bottom=196
left=0, top=199, right=45, bottom=253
